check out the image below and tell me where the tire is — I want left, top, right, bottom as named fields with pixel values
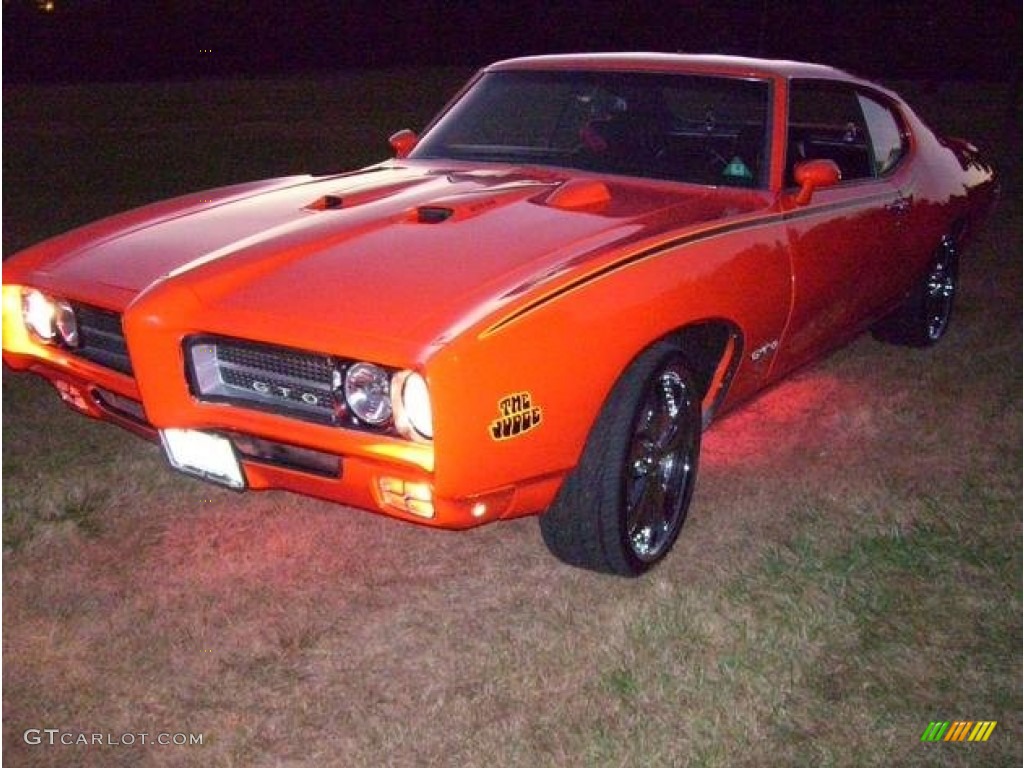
left=872, top=236, right=959, bottom=347
left=540, top=342, right=701, bottom=576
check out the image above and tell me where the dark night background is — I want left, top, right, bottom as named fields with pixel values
left=2, top=0, right=1020, bottom=84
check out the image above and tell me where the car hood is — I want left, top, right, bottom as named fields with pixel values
left=23, top=161, right=768, bottom=360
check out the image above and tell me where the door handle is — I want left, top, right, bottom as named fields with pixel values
left=885, top=193, right=912, bottom=215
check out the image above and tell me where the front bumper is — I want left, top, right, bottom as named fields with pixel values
left=5, top=352, right=519, bottom=529
left=3, top=277, right=567, bottom=528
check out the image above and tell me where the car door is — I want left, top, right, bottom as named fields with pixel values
left=770, top=79, right=913, bottom=376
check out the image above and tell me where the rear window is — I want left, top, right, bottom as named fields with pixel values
left=786, top=79, right=908, bottom=185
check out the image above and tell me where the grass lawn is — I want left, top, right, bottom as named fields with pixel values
left=2, top=71, right=1020, bottom=767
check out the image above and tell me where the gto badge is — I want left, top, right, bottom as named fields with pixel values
left=490, top=391, right=543, bottom=441
left=750, top=338, right=779, bottom=363
left=252, top=380, right=321, bottom=406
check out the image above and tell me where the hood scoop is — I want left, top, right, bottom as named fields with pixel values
left=306, top=178, right=426, bottom=212
left=544, top=179, right=612, bottom=211
left=409, top=194, right=506, bottom=225
left=310, top=194, right=344, bottom=210
left=408, top=180, right=553, bottom=225
left=415, top=206, right=454, bottom=224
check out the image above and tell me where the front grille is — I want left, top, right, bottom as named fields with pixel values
left=187, top=336, right=342, bottom=425
left=216, top=344, right=335, bottom=388
left=72, top=304, right=132, bottom=375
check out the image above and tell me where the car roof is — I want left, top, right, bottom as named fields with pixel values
left=485, top=52, right=859, bottom=83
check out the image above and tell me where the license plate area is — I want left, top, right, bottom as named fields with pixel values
left=160, top=428, right=246, bottom=489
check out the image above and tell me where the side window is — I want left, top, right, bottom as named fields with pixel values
left=857, top=92, right=907, bottom=175
left=786, top=80, right=874, bottom=185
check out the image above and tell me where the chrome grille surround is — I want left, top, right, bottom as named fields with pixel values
left=185, top=335, right=396, bottom=432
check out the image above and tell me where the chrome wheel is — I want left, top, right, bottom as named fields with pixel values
left=539, top=342, right=702, bottom=576
left=871, top=235, right=960, bottom=348
left=924, top=241, right=957, bottom=341
left=623, top=362, right=698, bottom=562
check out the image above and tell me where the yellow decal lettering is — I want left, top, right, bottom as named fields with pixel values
left=490, top=391, right=543, bottom=440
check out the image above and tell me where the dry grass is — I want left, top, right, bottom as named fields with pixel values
left=2, top=74, right=1020, bottom=767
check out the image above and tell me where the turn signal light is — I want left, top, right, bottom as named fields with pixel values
left=378, top=477, right=435, bottom=519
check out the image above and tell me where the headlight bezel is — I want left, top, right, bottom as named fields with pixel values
left=342, top=362, right=393, bottom=427
left=339, top=363, right=432, bottom=442
left=20, top=288, right=79, bottom=348
left=54, top=300, right=79, bottom=347
left=392, top=370, right=433, bottom=442
left=21, top=288, right=59, bottom=342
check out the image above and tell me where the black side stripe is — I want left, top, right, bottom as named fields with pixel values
left=483, top=190, right=894, bottom=337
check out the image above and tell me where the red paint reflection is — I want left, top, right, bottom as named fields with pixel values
left=702, top=371, right=876, bottom=470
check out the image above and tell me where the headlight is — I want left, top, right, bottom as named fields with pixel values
left=22, top=289, right=58, bottom=342
left=21, top=289, right=79, bottom=347
left=343, top=362, right=392, bottom=425
left=54, top=301, right=79, bottom=347
left=394, top=370, right=433, bottom=440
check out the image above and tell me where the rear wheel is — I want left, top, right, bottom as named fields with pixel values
left=872, top=236, right=959, bottom=347
left=540, top=342, right=701, bottom=576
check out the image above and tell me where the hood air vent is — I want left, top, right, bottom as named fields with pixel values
left=306, top=178, right=426, bottom=212
left=416, top=206, right=454, bottom=224
left=307, top=194, right=344, bottom=210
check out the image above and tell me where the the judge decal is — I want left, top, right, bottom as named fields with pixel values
left=490, top=391, right=543, bottom=441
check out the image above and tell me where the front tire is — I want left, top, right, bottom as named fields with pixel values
left=540, top=343, right=701, bottom=576
left=872, top=236, right=960, bottom=347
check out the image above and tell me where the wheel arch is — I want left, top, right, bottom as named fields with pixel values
left=663, top=318, right=744, bottom=427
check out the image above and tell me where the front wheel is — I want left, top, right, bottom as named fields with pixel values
left=540, top=343, right=701, bottom=576
left=872, top=236, right=960, bottom=347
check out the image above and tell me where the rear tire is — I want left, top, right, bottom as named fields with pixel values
left=540, top=342, right=701, bottom=576
left=872, top=236, right=959, bottom=347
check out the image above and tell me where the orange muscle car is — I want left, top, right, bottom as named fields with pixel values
left=2, top=54, right=997, bottom=575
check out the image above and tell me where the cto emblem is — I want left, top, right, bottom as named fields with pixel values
left=490, top=391, right=543, bottom=441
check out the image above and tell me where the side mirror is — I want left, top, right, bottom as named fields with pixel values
left=793, top=159, right=841, bottom=206
left=389, top=129, right=419, bottom=159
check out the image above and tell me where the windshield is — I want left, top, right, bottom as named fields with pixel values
left=412, top=70, right=772, bottom=188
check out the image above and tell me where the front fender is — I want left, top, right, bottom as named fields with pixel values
left=426, top=225, right=791, bottom=516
